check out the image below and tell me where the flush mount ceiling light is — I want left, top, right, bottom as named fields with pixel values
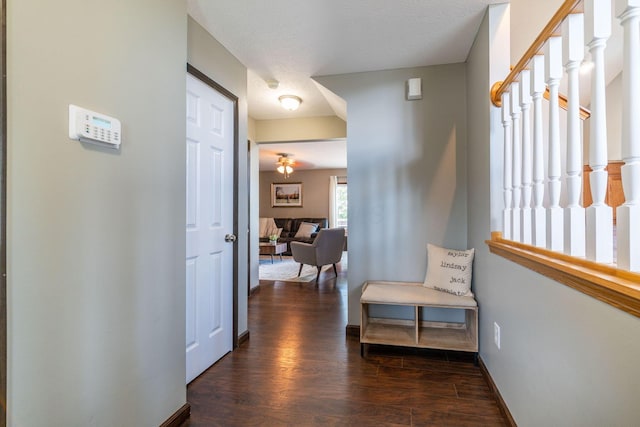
left=266, top=79, right=280, bottom=89
left=279, top=95, right=302, bottom=111
left=276, top=153, right=294, bottom=178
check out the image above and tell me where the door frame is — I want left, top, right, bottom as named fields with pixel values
left=186, top=64, right=239, bottom=349
left=1, top=0, right=7, bottom=424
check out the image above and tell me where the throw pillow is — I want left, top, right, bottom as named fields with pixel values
left=259, top=218, right=277, bottom=238
left=423, top=244, right=475, bottom=296
left=259, top=217, right=269, bottom=238
left=294, top=222, right=318, bottom=238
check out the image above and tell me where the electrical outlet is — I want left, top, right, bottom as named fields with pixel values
left=494, top=322, right=501, bottom=349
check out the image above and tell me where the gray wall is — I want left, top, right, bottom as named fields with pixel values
left=316, top=65, right=468, bottom=325
left=8, top=1, right=187, bottom=425
left=187, top=17, right=250, bottom=336
left=259, top=169, right=347, bottom=219
left=509, top=0, right=564, bottom=62
left=468, top=5, right=640, bottom=425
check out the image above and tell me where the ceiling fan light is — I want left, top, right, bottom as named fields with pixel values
left=275, top=153, right=295, bottom=178
left=279, top=95, right=302, bottom=111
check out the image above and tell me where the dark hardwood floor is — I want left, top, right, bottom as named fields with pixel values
left=181, top=260, right=506, bottom=426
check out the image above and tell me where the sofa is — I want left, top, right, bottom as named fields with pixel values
left=260, top=217, right=328, bottom=255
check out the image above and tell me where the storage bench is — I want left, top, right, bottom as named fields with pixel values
left=360, top=281, right=478, bottom=360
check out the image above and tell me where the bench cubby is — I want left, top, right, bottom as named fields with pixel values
left=360, top=281, right=478, bottom=359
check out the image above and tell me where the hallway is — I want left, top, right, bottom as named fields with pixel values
left=182, top=267, right=507, bottom=426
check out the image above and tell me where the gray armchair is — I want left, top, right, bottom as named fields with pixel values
left=290, top=228, right=346, bottom=282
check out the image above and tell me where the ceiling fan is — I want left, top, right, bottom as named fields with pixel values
left=276, top=153, right=295, bottom=178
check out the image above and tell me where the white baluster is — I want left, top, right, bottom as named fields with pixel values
left=502, top=92, right=513, bottom=240
left=562, top=13, right=586, bottom=257
left=616, top=0, right=640, bottom=271
left=511, top=82, right=522, bottom=242
left=530, top=55, right=547, bottom=248
left=520, top=70, right=533, bottom=244
left=586, top=0, right=613, bottom=263
left=545, top=36, right=564, bottom=251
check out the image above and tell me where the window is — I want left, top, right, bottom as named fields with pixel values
left=335, top=181, right=348, bottom=228
left=329, top=176, right=348, bottom=229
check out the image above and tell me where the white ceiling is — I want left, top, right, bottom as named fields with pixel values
left=187, top=0, right=504, bottom=171
left=187, top=0, right=504, bottom=120
left=187, top=1, right=626, bottom=171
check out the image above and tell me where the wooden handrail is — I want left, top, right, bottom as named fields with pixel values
left=487, top=232, right=640, bottom=319
left=491, top=0, right=584, bottom=107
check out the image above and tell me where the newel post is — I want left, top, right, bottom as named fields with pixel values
left=616, top=0, right=640, bottom=271
left=545, top=36, right=564, bottom=252
left=585, top=0, right=613, bottom=263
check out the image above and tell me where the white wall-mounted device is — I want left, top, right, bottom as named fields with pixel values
left=406, top=78, right=422, bottom=100
left=69, top=104, right=121, bottom=148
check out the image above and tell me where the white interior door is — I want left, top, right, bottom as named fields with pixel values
left=185, top=73, right=234, bottom=384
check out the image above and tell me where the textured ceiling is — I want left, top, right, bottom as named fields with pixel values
left=187, top=0, right=504, bottom=120
left=187, top=1, right=625, bottom=170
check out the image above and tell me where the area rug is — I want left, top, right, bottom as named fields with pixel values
left=259, top=252, right=348, bottom=282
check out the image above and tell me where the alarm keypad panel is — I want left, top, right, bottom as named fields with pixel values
left=69, top=104, right=121, bottom=148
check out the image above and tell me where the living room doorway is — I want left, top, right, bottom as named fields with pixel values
left=254, top=139, right=347, bottom=284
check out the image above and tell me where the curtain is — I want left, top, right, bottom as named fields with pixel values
left=329, top=175, right=338, bottom=228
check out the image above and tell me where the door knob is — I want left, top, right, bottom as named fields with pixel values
left=225, top=234, right=237, bottom=243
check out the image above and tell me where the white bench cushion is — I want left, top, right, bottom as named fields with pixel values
left=361, top=281, right=477, bottom=308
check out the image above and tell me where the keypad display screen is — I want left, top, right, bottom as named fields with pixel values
left=92, top=116, right=112, bottom=129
